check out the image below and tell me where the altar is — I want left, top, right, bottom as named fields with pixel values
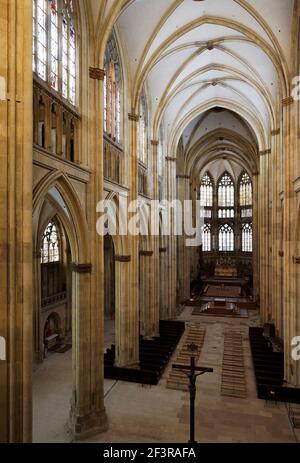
left=214, top=263, right=237, bottom=277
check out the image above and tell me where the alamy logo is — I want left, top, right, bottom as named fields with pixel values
left=291, top=336, right=300, bottom=361
left=96, top=197, right=205, bottom=247
left=0, top=336, right=6, bottom=361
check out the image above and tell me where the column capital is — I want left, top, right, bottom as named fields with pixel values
left=279, top=251, right=284, bottom=257
left=259, top=149, right=271, bottom=156
left=293, top=256, right=300, bottom=264
left=159, top=247, right=167, bottom=253
left=151, top=140, right=159, bottom=146
left=176, top=174, right=190, bottom=179
left=115, top=255, right=131, bottom=262
left=89, top=67, right=105, bottom=81
left=252, top=171, right=259, bottom=176
left=271, top=128, right=280, bottom=136
left=165, top=156, right=176, bottom=162
left=139, top=250, right=154, bottom=257
left=282, top=96, right=294, bottom=107
left=128, top=112, right=139, bottom=122
left=71, top=263, right=92, bottom=273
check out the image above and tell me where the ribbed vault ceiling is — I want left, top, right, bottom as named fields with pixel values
left=91, top=0, right=294, bottom=177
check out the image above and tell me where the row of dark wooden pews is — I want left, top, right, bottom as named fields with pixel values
left=104, top=320, right=185, bottom=385
left=249, top=327, right=300, bottom=404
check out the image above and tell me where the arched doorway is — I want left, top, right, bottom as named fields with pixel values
left=43, top=312, right=61, bottom=350
left=104, top=234, right=115, bottom=348
left=32, top=174, right=100, bottom=441
left=40, top=217, right=72, bottom=358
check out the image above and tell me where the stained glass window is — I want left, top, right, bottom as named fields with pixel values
left=104, top=34, right=122, bottom=144
left=241, top=208, right=252, bottom=218
left=50, top=0, right=58, bottom=90
left=218, top=208, right=234, bottom=218
left=41, top=221, right=60, bottom=263
left=240, top=172, right=252, bottom=206
left=202, top=224, right=212, bottom=252
left=219, top=224, right=234, bottom=251
left=36, top=0, right=47, bottom=80
left=200, top=173, right=213, bottom=207
left=33, top=0, right=37, bottom=73
left=33, top=0, right=77, bottom=105
left=218, top=172, right=234, bottom=207
left=242, top=223, right=252, bottom=252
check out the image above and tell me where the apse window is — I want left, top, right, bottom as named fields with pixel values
left=219, top=224, right=234, bottom=252
left=218, top=172, right=234, bottom=208
left=242, top=223, right=253, bottom=253
left=202, top=223, right=212, bottom=252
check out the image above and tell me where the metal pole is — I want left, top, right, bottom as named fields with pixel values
left=189, top=356, right=197, bottom=444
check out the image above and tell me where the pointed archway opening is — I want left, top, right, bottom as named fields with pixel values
left=104, top=234, right=116, bottom=349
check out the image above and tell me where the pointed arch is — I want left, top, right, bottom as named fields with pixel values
left=33, top=171, right=89, bottom=263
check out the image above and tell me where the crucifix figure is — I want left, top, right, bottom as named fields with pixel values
left=172, top=343, right=213, bottom=444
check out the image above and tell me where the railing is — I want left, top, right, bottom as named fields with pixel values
left=41, top=291, right=67, bottom=309
left=104, top=137, right=123, bottom=184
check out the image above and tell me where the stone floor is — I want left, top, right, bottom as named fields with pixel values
left=33, top=308, right=300, bottom=443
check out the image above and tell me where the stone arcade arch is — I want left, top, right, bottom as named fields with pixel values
left=32, top=172, right=107, bottom=439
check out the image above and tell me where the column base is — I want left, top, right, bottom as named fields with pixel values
left=70, top=408, right=108, bottom=441
left=114, top=360, right=140, bottom=369
left=143, top=334, right=159, bottom=341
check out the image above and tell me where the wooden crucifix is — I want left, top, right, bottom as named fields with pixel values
left=172, top=343, right=213, bottom=444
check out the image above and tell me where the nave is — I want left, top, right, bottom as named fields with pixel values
left=33, top=307, right=299, bottom=443
left=1, top=0, right=300, bottom=443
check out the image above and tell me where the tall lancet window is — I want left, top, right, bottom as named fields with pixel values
left=200, top=173, right=213, bottom=207
left=242, top=223, right=253, bottom=252
left=200, top=172, right=213, bottom=219
left=219, top=224, right=234, bottom=252
left=240, top=172, right=253, bottom=218
left=218, top=172, right=234, bottom=207
left=32, top=0, right=77, bottom=105
left=218, top=172, right=234, bottom=218
left=33, top=0, right=47, bottom=80
left=202, top=224, right=212, bottom=252
left=104, top=33, right=122, bottom=144
left=41, top=221, right=60, bottom=264
left=138, top=89, right=148, bottom=164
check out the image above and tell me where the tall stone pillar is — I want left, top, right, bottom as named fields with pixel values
left=269, top=128, right=283, bottom=335
left=113, top=111, right=140, bottom=368
left=150, top=140, right=160, bottom=334
left=259, top=148, right=271, bottom=323
left=160, top=156, right=177, bottom=319
left=114, top=254, right=139, bottom=367
left=69, top=66, right=108, bottom=439
left=176, top=174, right=191, bottom=301
left=0, top=0, right=33, bottom=443
left=139, top=250, right=159, bottom=338
left=252, top=172, right=260, bottom=303
left=70, top=264, right=107, bottom=439
left=282, top=96, right=300, bottom=387
left=138, top=141, right=161, bottom=337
